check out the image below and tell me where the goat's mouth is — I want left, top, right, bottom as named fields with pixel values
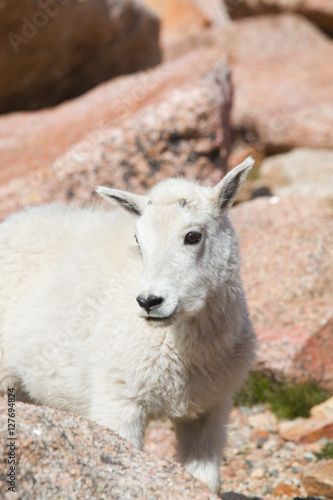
left=144, top=310, right=178, bottom=325
left=146, top=315, right=171, bottom=322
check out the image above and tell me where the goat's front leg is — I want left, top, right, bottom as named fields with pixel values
left=172, top=403, right=231, bottom=494
left=90, top=396, right=147, bottom=450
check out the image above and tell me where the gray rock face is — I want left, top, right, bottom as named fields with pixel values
left=0, top=398, right=218, bottom=499
left=0, top=0, right=161, bottom=113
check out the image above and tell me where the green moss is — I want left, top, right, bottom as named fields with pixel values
left=247, top=165, right=260, bottom=181
left=315, top=441, right=333, bottom=460
left=234, top=371, right=331, bottom=420
left=96, top=485, right=104, bottom=498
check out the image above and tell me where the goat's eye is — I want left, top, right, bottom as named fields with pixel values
left=134, top=235, right=139, bottom=245
left=184, top=231, right=202, bottom=245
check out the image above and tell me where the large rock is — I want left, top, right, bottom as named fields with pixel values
left=138, top=0, right=229, bottom=59
left=259, top=148, right=333, bottom=203
left=0, top=47, right=231, bottom=220
left=211, top=13, right=330, bottom=166
left=230, top=196, right=333, bottom=388
left=228, top=15, right=333, bottom=153
left=217, top=12, right=329, bottom=63
left=0, top=398, right=218, bottom=499
left=138, top=0, right=209, bottom=59
left=225, top=0, right=333, bottom=36
left=0, top=0, right=160, bottom=113
left=176, top=14, right=331, bottom=159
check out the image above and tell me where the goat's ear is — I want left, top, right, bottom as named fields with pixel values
left=214, top=156, right=254, bottom=213
left=96, top=186, right=148, bottom=216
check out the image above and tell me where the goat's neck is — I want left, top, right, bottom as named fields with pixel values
left=173, top=285, right=244, bottom=365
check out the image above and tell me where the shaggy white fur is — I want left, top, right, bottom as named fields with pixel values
left=0, top=157, right=256, bottom=493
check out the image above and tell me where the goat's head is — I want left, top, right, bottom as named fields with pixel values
left=96, top=157, right=254, bottom=324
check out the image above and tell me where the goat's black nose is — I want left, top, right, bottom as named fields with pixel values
left=136, top=295, right=164, bottom=314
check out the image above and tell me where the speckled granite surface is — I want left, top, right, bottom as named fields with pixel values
left=0, top=398, right=218, bottom=499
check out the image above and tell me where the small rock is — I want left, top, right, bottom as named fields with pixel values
left=279, top=418, right=306, bottom=436
left=272, top=482, right=301, bottom=497
left=256, top=437, right=269, bottom=449
left=311, top=396, right=333, bottom=420
left=279, top=417, right=333, bottom=444
left=301, top=459, right=333, bottom=498
left=252, top=429, right=269, bottom=442
left=244, top=459, right=253, bottom=470
left=248, top=411, right=278, bottom=432
left=303, top=452, right=316, bottom=463
left=221, top=493, right=262, bottom=500
left=262, top=438, right=281, bottom=453
left=250, top=468, right=265, bottom=479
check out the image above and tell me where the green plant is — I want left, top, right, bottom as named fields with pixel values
left=96, top=485, right=104, bottom=498
left=234, top=371, right=331, bottom=420
left=315, top=441, right=333, bottom=460
left=247, top=165, right=260, bottom=181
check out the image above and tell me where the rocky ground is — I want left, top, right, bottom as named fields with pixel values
left=224, top=405, right=333, bottom=499
left=145, top=398, right=333, bottom=499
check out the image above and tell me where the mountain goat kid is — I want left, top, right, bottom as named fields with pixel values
left=0, top=157, right=256, bottom=493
